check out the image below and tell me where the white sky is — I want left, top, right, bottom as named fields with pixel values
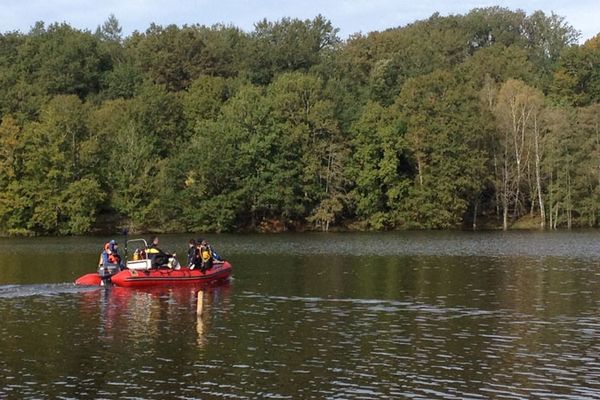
left=0, top=0, right=598, bottom=42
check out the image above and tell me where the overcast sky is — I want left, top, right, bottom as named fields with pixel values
left=0, top=0, right=598, bottom=42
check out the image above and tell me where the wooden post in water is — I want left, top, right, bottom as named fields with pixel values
left=196, top=290, right=204, bottom=316
left=196, top=290, right=206, bottom=348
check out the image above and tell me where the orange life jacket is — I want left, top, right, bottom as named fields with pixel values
left=104, top=242, right=119, bottom=264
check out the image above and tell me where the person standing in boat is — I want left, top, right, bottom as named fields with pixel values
left=110, top=240, right=125, bottom=269
left=100, top=239, right=124, bottom=269
left=196, top=238, right=223, bottom=261
left=187, top=239, right=199, bottom=269
left=198, top=240, right=214, bottom=272
left=146, top=236, right=174, bottom=268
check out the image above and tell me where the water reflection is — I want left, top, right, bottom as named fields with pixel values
left=76, top=283, right=231, bottom=351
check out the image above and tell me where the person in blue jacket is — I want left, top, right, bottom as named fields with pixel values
left=100, top=239, right=124, bottom=270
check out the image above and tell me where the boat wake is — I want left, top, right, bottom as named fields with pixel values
left=0, top=283, right=98, bottom=298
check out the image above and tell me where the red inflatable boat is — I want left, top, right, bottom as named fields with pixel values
left=75, top=238, right=232, bottom=287
left=75, top=261, right=232, bottom=287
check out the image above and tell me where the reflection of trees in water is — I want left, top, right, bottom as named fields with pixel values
left=87, top=284, right=231, bottom=349
left=126, top=291, right=160, bottom=340
left=93, top=287, right=161, bottom=341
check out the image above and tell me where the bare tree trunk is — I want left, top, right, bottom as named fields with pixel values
left=566, top=167, right=572, bottom=229
left=495, top=80, right=542, bottom=230
left=512, top=102, right=522, bottom=222
left=554, top=200, right=559, bottom=229
left=493, top=152, right=501, bottom=217
left=549, top=170, right=553, bottom=230
left=473, top=200, right=478, bottom=231
left=502, top=144, right=510, bottom=231
left=417, top=157, right=424, bottom=186
left=511, top=100, right=531, bottom=222
left=533, top=114, right=545, bottom=229
left=530, top=182, right=536, bottom=216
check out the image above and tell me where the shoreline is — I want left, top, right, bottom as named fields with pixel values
left=0, top=223, right=590, bottom=238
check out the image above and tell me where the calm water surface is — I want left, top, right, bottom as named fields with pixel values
left=0, top=231, right=599, bottom=399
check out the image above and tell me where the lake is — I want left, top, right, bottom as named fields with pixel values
left=0, top=231, right=599, bottom=399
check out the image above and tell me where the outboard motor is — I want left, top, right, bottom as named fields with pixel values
left=97, top=264, right=120, bottom=286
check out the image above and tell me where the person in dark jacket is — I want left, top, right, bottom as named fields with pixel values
left=146, top=236, right=172, bottom=268
left=187, top=239, right=198, bottom=269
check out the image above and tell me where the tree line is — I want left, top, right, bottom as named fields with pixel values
left=0, top=8, right=598, bottom=235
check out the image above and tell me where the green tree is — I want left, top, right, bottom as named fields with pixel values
left=108, top=122, right=160, bottom=229
left=96, top=14, right=123, bottom=43
left=349, top=101, right=409, bottom=229
left=267, top=72, right=348, bottom=230
left=394, top=70, right=488, bottom=228
left=181, top=76, right=232, bottom=131
left=127, top=24, right=247, bottom=91
left=551, top=35, right=600, bottom=106
left=247, top=15, right=340, bottom=84
left=0, top=116, right=26, bottom=234
left=18, top=96, right=104, bottom=234
left=130, top=81, right=184, bottom=155
left=18, top=23, right=110, bottom=98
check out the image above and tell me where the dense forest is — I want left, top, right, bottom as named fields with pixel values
left=0, top=7, right=599, bottom=235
